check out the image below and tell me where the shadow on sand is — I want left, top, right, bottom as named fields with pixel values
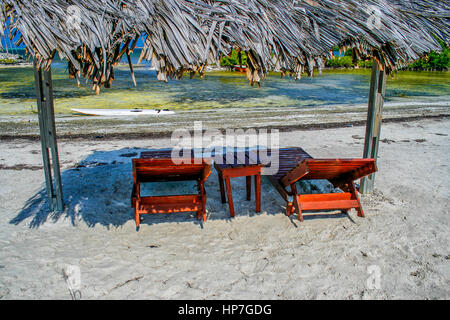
left=10, top=147, right=353, bottom=229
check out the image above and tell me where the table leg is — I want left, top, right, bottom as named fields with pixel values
left=286, top=202, right=293, bottom=216
left=246, top=176, right=251, bottom=200
left=291, top=183, right=303, bottom=222
left=135, top=183, right=141, bottom=230
left=350, top=181, right=364, bottom=218
left=218, top=171, right=226, bottom=203
left=255, top=174, right=261, bottom=213
left=135, top=202, right=140, bottom=231
left=200, top=182, right=207, bottom=222
left=224, top=177, right=235, bottom=217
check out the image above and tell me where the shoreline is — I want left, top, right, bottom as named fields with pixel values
left=1, top=61, right=449, bottom=72
left=0, top=62, right=32, bottom=68
left=0, top=113, right=448, bottom=142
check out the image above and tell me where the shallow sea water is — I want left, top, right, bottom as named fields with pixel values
left=0, top=60, right=448, bottom=116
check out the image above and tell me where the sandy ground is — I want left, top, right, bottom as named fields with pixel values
left=0, top=117, right=448, bottom=299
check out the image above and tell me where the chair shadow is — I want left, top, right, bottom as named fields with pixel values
left=10, top=147, right=356, bottom=229
left=301, top=211, right=357, bottom=222
left=10, top=148, right=145, bottom=229
left=9, top=147, right=273, bottom=229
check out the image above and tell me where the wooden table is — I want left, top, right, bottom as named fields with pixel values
left=214, top=149, right=265, bottom=217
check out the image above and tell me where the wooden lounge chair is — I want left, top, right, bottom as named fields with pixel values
left=267, top=147, right=377, bottom=221
left=131, top=152, right=211, bottom=230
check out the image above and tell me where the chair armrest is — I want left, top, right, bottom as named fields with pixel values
left=201, top=163, right=212, bottom=183
left=280, top=160, right=309, bottom=187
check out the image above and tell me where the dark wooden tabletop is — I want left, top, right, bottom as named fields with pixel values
left=139, top=147, right=313, bottom=178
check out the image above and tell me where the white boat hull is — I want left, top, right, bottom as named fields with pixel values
left=71, top=108, right=175, bottom=116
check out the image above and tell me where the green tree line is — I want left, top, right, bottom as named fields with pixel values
left=220, top=50, right=247, bottom=67
left=221, top=42, right=449, bottom=71
left=407, top=40, right=449, bottom=71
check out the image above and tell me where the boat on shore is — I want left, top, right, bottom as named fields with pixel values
left=234, top=65, right=247, bottom=73
left=71, top=108, right=175, bottom=116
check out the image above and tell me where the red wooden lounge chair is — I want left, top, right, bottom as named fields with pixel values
left=131, top=152, right=211, bottom=230
left=267, top=148, right=377, bottom=221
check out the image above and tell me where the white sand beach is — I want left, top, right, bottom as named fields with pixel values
left=0, top=117, right=448, bottom=299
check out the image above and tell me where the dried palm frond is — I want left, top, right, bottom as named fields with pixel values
left=0, top=0, right=448, bottom=90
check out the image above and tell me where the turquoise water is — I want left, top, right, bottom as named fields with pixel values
left=0, top=50, right=448, bottom=115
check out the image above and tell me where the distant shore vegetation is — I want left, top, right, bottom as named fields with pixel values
left=325, top=40, right=450, bottom=71
left=0, top=58, right=17, bottom=64
left=220, top=50, right=247, bottom=68
left=1, top=42, right=449, bottom=71
left=326, top=41, right=449, bottom=71
left=406, top=39, right=449, bottom=71
left=219, top=42, right=449, bottom=72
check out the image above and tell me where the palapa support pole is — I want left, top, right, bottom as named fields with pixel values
left=360, top=60, right=386, bottom=194
left=33, top=61, right=64, bottom=212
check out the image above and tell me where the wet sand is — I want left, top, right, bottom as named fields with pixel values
left=0, top=96, right=448, bottom=139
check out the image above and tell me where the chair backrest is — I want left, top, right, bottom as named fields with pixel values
left=133, top=158, right=211, bottom=183
left=303, top=159, right=377, bottom=180
left=281, top=158, right=377, bottom=186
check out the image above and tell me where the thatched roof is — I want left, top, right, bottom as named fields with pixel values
left=1, top=0, right=449, bottom=90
